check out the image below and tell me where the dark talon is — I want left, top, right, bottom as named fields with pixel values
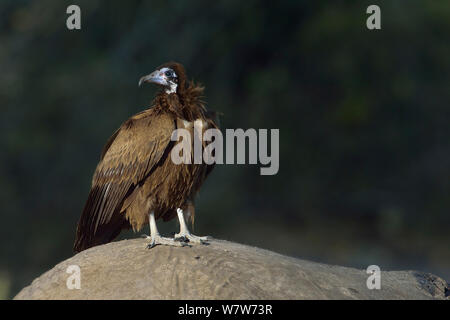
left=176, top=239, right=191, bottom=247
left=175, top=236, right=189, bottom=243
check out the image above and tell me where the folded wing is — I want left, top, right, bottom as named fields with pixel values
left=73, top=110, right=175, bottom=252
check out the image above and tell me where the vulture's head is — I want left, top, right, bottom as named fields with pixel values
left=138, top=62, right=186, bottom=94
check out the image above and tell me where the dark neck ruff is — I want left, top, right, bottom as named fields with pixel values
left=152, top=84, right=206, bottom=122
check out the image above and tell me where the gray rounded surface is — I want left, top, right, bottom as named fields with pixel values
left=14, top=238, right=449, bottom=300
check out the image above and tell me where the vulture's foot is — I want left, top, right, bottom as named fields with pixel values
left=143, top=235, right=190, bottom=249
left=175, top=208, right=210, bottom=244
left=174, top=232, right=210, bottom=244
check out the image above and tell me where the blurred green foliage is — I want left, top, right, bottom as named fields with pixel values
left=0, top=0, right=449, bottom=298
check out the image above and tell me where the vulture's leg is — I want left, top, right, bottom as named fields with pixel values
left=174, top=208, right=209, bottom=244
left=145, top=211, right=187, bottom=249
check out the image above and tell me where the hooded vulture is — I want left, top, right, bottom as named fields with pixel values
left=73, top=62, right=219, bottom=253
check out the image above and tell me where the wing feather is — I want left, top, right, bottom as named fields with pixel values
left=74, top=109, right=175, bottom=252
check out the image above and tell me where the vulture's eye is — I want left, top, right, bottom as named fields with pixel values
left=165, top=70, right=174, bottom=77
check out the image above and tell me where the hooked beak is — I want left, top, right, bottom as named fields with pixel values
left=138, top=70, right=167, bottom=87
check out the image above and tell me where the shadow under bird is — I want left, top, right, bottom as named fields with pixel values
left=74, top=62, right=219, bottom=253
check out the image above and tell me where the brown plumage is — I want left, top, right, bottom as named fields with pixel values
left=74, top=62, right=219, bottom=253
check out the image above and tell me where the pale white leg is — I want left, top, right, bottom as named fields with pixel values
left=174, top=208, right=209, bottom=244
left=144, top=211, right=187, bottom=249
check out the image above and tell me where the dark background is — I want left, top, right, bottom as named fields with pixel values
left=1, top=0, right=449, bottom=299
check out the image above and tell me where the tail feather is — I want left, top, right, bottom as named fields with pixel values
left=73, top=185, right=130, bottom=253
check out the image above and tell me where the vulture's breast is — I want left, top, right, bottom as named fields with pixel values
left=134, top=118, right=210, bottom=219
